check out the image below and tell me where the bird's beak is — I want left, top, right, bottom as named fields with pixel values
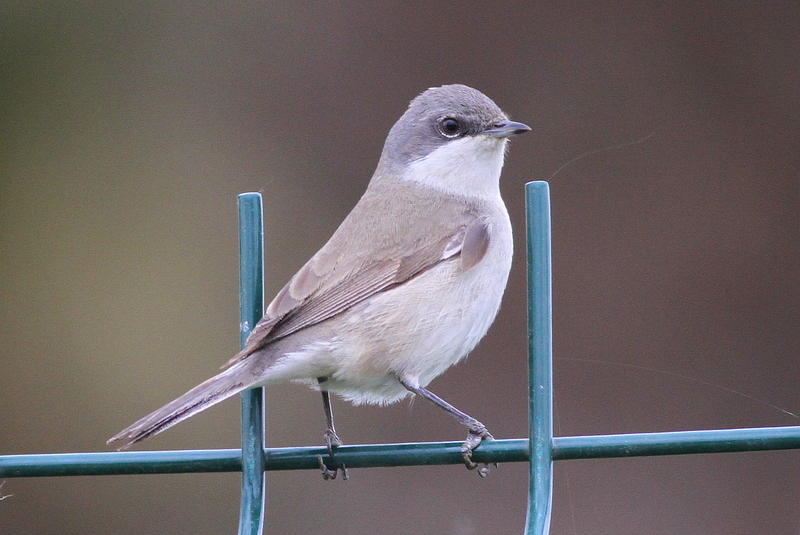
left=485, top=120, right=531, bottom=138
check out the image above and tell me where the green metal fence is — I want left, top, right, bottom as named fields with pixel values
left=2, top=182, right=799, bottom=534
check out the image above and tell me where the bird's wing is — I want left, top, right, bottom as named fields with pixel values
left=222, top=188, right=490, bottom=368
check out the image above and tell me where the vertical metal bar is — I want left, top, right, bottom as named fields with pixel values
left=237, top=193, right=266, bottom=535
left=524, top=181, right=554, bottom=535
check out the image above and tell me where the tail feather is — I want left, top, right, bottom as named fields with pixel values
left=107, top=363, right=253, bottom=450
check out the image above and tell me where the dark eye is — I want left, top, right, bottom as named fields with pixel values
left=438, top=117, right=462, bottom=137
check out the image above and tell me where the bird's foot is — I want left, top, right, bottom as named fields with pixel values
left=319, top=429, right=348, bottom=480
left=461, top=425, right=496, bottom=477
left=317, top=455, right=348, bottom=480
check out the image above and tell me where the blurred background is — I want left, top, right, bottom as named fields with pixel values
left=2, top=2, right=799, bottom=534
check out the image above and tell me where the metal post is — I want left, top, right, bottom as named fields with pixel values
left=237, top=193, right=266, bottom=535
left=524, top=181, right=554, bottom=535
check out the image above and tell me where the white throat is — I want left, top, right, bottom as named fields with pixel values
left=401, top=135, right=508, bottom=198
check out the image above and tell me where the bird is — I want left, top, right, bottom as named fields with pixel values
left=108, top=84, right=530, bottom=479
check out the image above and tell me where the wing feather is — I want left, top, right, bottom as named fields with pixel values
left=223, top=182, right=488, bottom=368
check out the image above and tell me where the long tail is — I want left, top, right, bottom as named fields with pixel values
left=107, top=360, right=254, bottom=450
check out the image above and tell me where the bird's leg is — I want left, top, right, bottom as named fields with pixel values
left=317, top=378, right=348, bottom=480
left=321, top=388, right=343, bottom=453
left=398, top=377, right=496, bottom=477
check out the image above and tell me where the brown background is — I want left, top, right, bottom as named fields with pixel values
left=2, top=2, right=799, bottom=534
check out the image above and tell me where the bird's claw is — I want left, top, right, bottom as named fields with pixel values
left=319, top=429, right=348, bottom=480
left=318, top=454, right=348, bottom=481
left=461, top=426, right=496, bottom=477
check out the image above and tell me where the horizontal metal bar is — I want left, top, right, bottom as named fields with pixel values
left=264, top=439, right=530, bottom=471
left=0, top=440, right=526, bottom=478
left=3, top=425, right=800, bottom=478
left=0, top=449, right=243, bottom=477
left=553, top=425, right=800, bottom=459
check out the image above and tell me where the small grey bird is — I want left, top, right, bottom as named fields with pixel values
left=108, top=84, right=530, bottom=478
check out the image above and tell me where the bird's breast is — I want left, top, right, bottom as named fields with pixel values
left=327, top=202, right=513, bottom=401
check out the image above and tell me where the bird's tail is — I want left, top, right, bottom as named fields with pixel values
left=107, top=360, right=254, bottom=450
